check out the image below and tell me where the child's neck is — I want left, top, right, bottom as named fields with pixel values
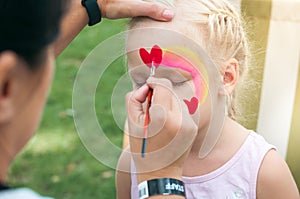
left=190, top=117, right=246, bottom=155
left=183, top=117, right=249, bottom=177
left=190, top=124, right=209, bottom=155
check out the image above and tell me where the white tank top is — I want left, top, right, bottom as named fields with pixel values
left=131, top=131, right=275, bottom=199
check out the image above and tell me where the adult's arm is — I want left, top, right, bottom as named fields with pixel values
left=54, top=0, right=174, bottom=57
left=127, top=78, right=198, bottom=199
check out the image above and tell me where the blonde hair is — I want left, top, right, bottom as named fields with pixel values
left=129, top=0, right=250, bottom=120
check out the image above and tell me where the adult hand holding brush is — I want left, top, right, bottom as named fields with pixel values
left=126, top=77, right=198, bottom=186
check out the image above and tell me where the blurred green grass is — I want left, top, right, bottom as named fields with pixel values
left=8, top=19, right=129, bottom=199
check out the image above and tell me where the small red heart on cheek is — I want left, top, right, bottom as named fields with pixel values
left=139, top=45, right=162, bottom=68
left=183, top=97, right=199, bottom=115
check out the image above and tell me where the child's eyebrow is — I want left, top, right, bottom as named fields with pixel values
left=160, top=51, right=200, bottom=79
left=160, top=51, right=209, bottom=104
left=155, top=67, right=192, bottom=79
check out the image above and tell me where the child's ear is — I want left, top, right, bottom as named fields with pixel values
left=0, top=51, right=18, bottom=123
left=220, top=58, right=239, bottom=95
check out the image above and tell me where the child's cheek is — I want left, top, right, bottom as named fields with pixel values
left=179, top=75, right=208, bottom=116
left=173, top=81, right=195, bottom=100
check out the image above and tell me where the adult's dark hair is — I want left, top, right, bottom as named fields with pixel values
left=0, top=0, right=68, bottom=69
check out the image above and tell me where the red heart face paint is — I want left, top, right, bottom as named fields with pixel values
left=139, top=45, right=162, bottom=67
left=139, top=45, right=209, bottom=115
left=183, top=97, right=199, bottom=114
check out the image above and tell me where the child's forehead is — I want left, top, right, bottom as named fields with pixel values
left=126, top=23, right=189, bottom=51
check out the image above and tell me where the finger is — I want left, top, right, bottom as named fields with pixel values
left=132, top=1, right=174, bottom=21
left=147, top=77, right=176, bottom=111
left=131, top=84, right=149, bottom=103
left=104, top=1, right=175, bottom=21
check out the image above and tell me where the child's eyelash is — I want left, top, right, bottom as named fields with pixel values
left=134, top=82, right=146, bottom=88
left=134, top=81, right=187, bottom=88
left=172, top=81, right=187, bottom=87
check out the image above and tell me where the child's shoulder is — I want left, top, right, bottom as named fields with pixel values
left=223, top=119, right=275, bottom=161
left=246, top=131, right=275, bottom=151
left=245, top=130, right=299, bottom=198
left=256, top=148, right=299, bottom=198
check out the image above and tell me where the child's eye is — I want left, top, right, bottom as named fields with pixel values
left=134, top=80, right=188, bottom=88
left=172, top=80, right=188, bottom=87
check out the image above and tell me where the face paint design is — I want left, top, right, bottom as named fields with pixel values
left=183, top=97, right=199, bottom=114
left=139, top=45, right=162, bottom=68
left=139, top=45, right=209, bottom=115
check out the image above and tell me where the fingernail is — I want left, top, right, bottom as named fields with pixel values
left=162, top=9, right=174, bottom=19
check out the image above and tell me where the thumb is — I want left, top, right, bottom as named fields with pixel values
left=126, top=84, right=149, bottom=125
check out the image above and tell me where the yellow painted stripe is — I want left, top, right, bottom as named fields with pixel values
left=239, top=0, right=272, bottom=129
left=287, top=54, right=300, bottom=190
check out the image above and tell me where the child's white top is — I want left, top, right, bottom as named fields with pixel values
left=131, top=131, right=275, bottom=199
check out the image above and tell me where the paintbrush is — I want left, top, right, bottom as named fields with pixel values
left=141, top=62, right=156, bottom=157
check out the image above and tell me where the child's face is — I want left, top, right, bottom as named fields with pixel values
left=126, top=27, right=212, bottom=129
